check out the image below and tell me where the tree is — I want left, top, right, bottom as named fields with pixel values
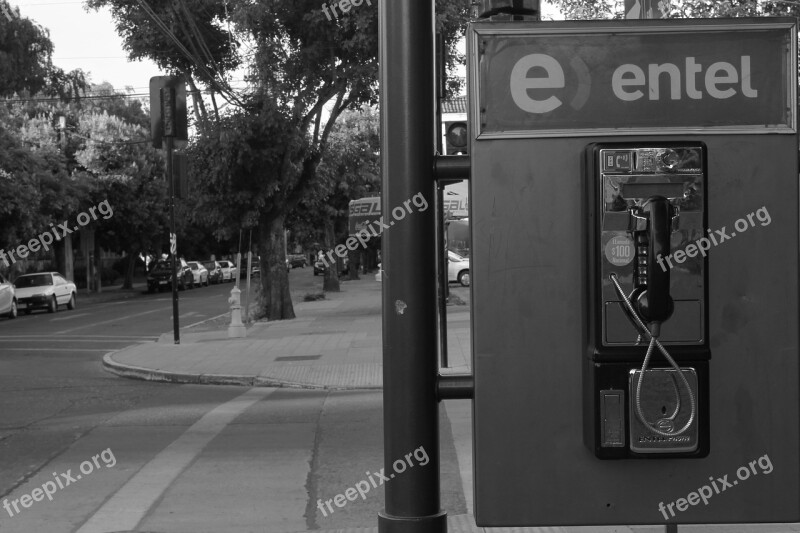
left=91, top=0, right=470, bottom=320
left=85, top=0, right=242, bottom=123
left=291, top=106, right=381, bottom=291
left=0, top=1, right=88, bottom=100
left=72, top=110, right=168, bottom=289
left=551, top=0, right=800, bottom=19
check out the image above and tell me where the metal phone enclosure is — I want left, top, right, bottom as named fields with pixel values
left=585, top=143, right=710, bottom=459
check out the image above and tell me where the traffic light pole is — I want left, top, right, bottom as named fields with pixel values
left=379, top=0, right=445, bottom=532
left=166, top=136, right=180, bottom=344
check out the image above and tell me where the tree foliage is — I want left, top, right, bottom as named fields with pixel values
left=551, top=0, right=800, bottom=19
left=0, top=1, right=88, bottom=100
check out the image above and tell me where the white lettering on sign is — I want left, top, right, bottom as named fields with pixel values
left=510, top=54, right=759, bottom=113
left=611, top=56, right=758, bottom=102
left=510, top=53, right=565, bottom=114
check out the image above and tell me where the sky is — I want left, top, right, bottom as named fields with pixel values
left=12, top=0, right=161, bottom=94
left=10, top=0, right=562, bottom=96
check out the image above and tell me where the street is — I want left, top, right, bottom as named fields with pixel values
left=0, top=271, right=470, bottom=533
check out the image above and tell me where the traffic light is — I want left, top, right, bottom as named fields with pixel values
left=149, top=76, right=188, bottom=149
left=444, top=121, right=468, bottom=155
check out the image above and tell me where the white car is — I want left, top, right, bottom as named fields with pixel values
left=218, top=260, right=237, bottom=282
left=448, top=250, right=470, bottom=287
left=187, top=261, right=209, bottom=287
left=0, top=272, right=17, bottom=319
left=14, top=272, right=77, bottom=314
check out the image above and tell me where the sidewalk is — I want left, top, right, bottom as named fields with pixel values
left=104, top=277, right=472, bottom=389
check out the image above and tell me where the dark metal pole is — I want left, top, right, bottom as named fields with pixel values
left=436, top=184, right=449, bottom=368
left=435, top=32, right=449, bottom=369
left=167, top=137, right=180, bottom=344
left=379, top=0, right=445, bottom=531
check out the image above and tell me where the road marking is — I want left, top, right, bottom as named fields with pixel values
left=0, top=348, right=111, bottom=352
left=50, top=313, right=91, bottom=321
left=54, top=307, right=170, bottom=335
left=75, top=387, right=274, bottom=533
left=0, top=335, right=157, bottom=340
left=182, top=312, right=229, bottom=329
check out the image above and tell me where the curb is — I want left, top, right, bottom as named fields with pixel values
left=102, top=352, right=381, bottom=391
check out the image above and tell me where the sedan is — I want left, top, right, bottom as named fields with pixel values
left=0, top=272, right=17, bottom=319
left=187, top=261, right=210, bottom=287
left=147, top=258, right=194, bottom=292
left=288, top=254, right=308, bottom=268
left=14, top=272, right=77, bottom=314
left=202, top=261, right=223, bottom=284
left=218, top=260, right=237, bottom=282
left=448, top=250, right=470, bottom=287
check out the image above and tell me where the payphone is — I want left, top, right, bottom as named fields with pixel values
left=585, top=142, right=710, bottom=459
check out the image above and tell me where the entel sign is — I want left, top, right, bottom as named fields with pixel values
left=511, top=54, right=758, bottom=114
left=476, top=21, right=794, bottom=134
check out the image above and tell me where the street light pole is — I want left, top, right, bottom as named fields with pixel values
left=166, top=135, right=180, bottom=344
left=379, top=1, right=444, bottom=532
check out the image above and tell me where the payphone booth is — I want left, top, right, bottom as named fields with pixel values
left=469, top=18, right=799, bottom=526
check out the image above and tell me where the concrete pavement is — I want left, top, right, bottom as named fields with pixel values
left=99, top=278, right=800, bottom=533
left=103, top=277, right=471, bottom=390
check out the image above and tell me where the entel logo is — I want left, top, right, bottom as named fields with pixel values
left=510, top=53, right=758, bottom=114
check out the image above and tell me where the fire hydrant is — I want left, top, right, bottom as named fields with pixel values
left=228, top=286, right=246, bottom=338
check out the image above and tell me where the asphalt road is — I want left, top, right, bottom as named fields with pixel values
left=0, top=268, right=468, bottom=532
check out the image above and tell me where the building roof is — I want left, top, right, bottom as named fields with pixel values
left=442, top=95, right=467, bottom=114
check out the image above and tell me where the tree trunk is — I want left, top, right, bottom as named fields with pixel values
left=322, top=217, right=340, bottom=292
left=122, top=249, right=137, bottom=289
left=348, top=249, right=360, bottom=280
left=257, top=217, right=295, bottom=320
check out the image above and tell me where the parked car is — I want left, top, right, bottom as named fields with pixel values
left=313, top=256, right=348, bottom=277
left=203, top=261, right=223, bottom=284
left=0, top=272, right=17, bottom=319
left=288, top=254, right=308, bottom=268
left=147, top=258, right=194, bottom=293
left=448, top=250, right=470, bottom=287
left=187, top=261, right=209, bottom=286
left=240, top=256, right=260, bottom=278
left=13, top=272, right=77, bottom=314
left=218, top=260, right=237, bottom=282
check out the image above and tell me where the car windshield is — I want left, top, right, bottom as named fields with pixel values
left=202, top=262, right=216, bottom=269
left=153, top=261, right=172, bottom=271
left=449, top=251, right=466, bottom=261
left=14, top=274, right=52, bottom=288
left=188, top=263, right=199, bottom=270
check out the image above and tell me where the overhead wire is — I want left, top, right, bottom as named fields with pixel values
left=134, top=0, right=244, bottom=107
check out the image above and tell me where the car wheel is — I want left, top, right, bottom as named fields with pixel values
left=458, top=270, right=470, bottom=287
left=24, top=309, right=31, bottom=315
left=7, top=300, right=17, bottom=319
left=67, top=293, right=76, bottom=310
left=205, top=277, right=209, bottom=287
left=48, top=295, right=58, bottom=313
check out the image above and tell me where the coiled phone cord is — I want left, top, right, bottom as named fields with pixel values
left=610, top=273, right=697, bottom=437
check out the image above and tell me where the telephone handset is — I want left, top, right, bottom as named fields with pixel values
left=584, top=143, right=710, bottom=459
left=632, top=197, right=674, bottom=326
